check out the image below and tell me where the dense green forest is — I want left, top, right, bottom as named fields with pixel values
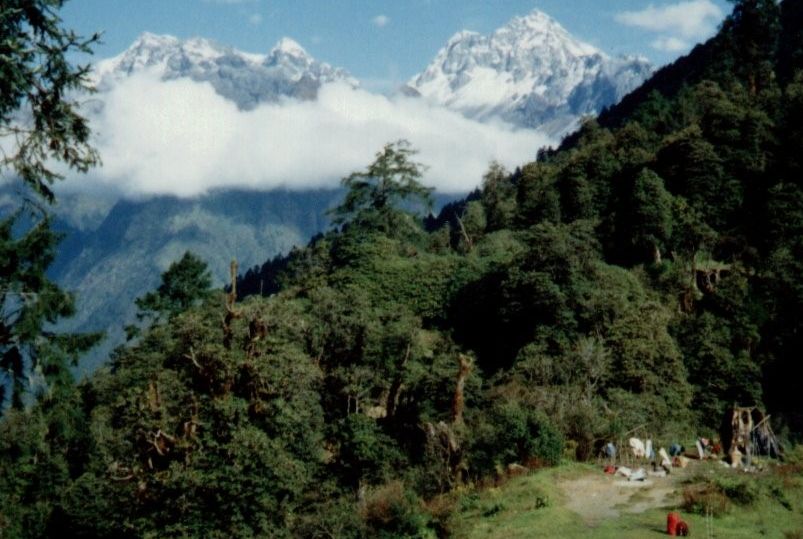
left=2, top=0, right=803, bottom=537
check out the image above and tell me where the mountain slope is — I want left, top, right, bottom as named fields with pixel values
left=44, top=189, right=342, bottom=372
left=408, top=10, right=653, bottom=136
left=37, top=188, right=461, bottom=373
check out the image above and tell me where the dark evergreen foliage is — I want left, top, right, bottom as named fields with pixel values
left=0, top=0, right=100, bottom=201
left=1, top=0, right=101, bottom=411
left=135, top=251, right=213, bottom=321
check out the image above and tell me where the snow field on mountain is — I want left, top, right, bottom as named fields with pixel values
left=410, top=10, right=652, bottom=130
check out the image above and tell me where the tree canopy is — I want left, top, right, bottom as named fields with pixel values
left=330, top=140, right=433, bottom=232
left=135, top=251, right=213, bottom=322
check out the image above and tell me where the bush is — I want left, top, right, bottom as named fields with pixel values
left=424, top=494, right=459, bottom=539
left=682, top=483, right=732, bottom=516
left=469, top=399, right=564, bottom=476
left=334, top=414, right=405, bottom=487
left=715, top=477, right=760, bottom=506
left=528, top=418, right=564, bottom=467
left=682, top=475, right=761, bottom=516
left=292, top=495, right=365, bottom=539
left=361, top=481, right=429, bottom=538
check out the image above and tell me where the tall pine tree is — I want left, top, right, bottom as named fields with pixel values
left=1, top=1, right=100, bottom=410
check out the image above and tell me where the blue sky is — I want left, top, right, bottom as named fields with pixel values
left=63, top=0, right=732, bottom=91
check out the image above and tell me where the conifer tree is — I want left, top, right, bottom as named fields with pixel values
left=331, top=140, right=433, bottom=233
left=135, top=252, right=214, bottom=322
left=1, top=0, right=100, bottom=410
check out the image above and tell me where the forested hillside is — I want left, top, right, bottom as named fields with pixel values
left=2, top=1, right=802, bottom=537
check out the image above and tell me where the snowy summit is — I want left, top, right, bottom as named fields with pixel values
left=93, top=33, right=358, bottom=109
left=408, top=9, right=653, bottom=136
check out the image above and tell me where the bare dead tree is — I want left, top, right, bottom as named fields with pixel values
left=222, top=260, right=241, bottom=349
left=455, top=212, right=474, bottom=251
left=451, top=354, right=472, bottom=425
left=424, top=353, right=474, bottom=490
left=385, top=342, right=411, bottom=419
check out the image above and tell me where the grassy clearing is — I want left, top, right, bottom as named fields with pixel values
left=453, top=456, right=803, bottom=539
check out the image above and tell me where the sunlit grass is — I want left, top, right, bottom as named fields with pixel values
left=456, top=458, right=803, bottom=539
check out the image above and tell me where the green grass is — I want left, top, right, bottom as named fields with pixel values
left=454, top=460, right=803, bottom=539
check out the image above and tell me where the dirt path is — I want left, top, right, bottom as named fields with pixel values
left=559, top=468, right=686, bottom=525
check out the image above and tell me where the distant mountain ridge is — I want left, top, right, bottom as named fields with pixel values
left=93, top=32, right=358, bottom=109
left=92, top=9, right=652, bottom=136
left=407, top=10, right=654, bottom=136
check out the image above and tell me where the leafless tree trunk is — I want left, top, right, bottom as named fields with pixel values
left=386, top=342, right=411, bottom=419
left=223, top=260, right=241, bottom=349
left=451, top=354, right=472, bottom=425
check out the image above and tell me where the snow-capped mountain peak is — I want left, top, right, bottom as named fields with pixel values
left=497, top=9, right=599, bottom=58
left=91, top=7, right=651, bottom=137
left=263, top=37, right=315, bottom=78
left=93, top=33, right=357, bottom=110
left=95, top=32, right=181, bottom=77
left=447, top=30, right=481, bottom=45
left=271, top=37, right=308, bottom=58
left=94, top=32, right=243, bottom=82
left=409, top=8, right=653, bottom=136
left=133, top=31, right=180, bottom=50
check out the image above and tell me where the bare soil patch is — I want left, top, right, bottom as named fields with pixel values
left=559, top=466, right=691, bottom=525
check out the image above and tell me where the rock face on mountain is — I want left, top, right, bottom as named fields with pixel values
left=408, top=10, right=653, bottom=136
left=93, top=32, right=358, bottom=109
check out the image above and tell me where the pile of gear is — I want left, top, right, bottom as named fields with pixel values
left=601, top=436, right=708, bottom=481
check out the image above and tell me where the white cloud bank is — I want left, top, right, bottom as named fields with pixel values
left=74, top=72, right=552, bottom=197
left=616, top=0, right=724, bottom=52
left=651, top=36, right=689, bottom=52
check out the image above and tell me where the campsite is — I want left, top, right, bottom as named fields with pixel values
left=455, top=426, right=802, bottom=538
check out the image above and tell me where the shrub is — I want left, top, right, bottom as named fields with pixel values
left=715, top=477, right=760, bottom=506
left=682, top=475, right=761, bottom=516
left=361, top=481, right=429, bottom=538
left=482, top=502, right=505, bottom=517
left=527, top=417, right=564, bottom=466
left=682, top=483, right=732, bottom=516
left=424, top=494, right=459, bottom=539
left=469, top=399, right=564, bottom=476
left=334, top=414, right=405, bottom=487
left=292, top=495, right=365, bottom=539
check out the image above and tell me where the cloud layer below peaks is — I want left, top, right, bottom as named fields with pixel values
left=74, top=71, right=553, bottom=197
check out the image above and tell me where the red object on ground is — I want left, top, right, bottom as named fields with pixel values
left=676, top=521, right=689, bottom=536
left=667, top=512, right=681, bottom=536
left=603, top=465, right=616, bottom=474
